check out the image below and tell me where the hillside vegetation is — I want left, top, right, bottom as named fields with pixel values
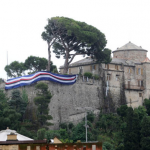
left=0, top=84, right=150, bottom=150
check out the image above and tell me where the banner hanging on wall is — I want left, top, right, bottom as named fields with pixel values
left=5, top=71, right=77, bottom=90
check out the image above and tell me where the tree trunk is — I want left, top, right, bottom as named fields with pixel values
left=63, top=51, right=69, bottom=74
left=47, top=45, right=51, bottom=71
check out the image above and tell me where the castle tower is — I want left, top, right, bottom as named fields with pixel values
left=113, top=42, right=147, bottom=62
left=142, top=58, right=150, bottom=100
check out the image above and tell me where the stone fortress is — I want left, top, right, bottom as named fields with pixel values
left=1, top=42, right=150, bottom=129
left=60, top=42, right=150, bottom=108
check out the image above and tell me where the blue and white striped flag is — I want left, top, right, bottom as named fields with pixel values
left=5, top=71, right=77, bottom=90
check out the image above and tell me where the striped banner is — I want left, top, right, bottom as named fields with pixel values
left=5, top=71, right=77, bottom=90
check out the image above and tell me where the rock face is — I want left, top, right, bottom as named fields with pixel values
left=0, top=75, right=123, bottom=129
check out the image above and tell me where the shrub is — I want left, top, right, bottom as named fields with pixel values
left=84, top=72, right=93, bottom=78
left=68, top=122, right=74, bottom=129
left=87, top=112, right=95, bottom=123
left=93, top=74, right=99, bottom=80
left=59, top=123, right=68, bottom=129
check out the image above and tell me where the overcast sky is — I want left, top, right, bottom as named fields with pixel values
left=0, top=0, right=150, bottom=79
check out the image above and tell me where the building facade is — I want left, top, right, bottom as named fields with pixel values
left=60, top=42, right=150, bottom=108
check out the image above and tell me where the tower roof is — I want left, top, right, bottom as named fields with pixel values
left=113, top=42, right=147, bottom=52
left=142, top=57, right=150, bottom=63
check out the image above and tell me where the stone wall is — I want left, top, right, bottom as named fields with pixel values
left=1, top=78, right=104, bottom=129
left=143, top=63, right=150, bottom=100
left=6, top=62, right=150, bottom=128
left=61, top=64, right=99, bottom=75
left=1, top=73, right=127, bottom=129
left=2, top=61, right=150, bottom=128
left=113, top=50, right=147, bottom=61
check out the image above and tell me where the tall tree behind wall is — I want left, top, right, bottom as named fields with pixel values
left=42, top=17, right=111, bottom=74
left=5, top=56, right=58, bottom=78
left=41, top=20, right=57, bottom=71
left=34, top=82, right=53, bottom=129
left=9, top=90, right=28, bottom=122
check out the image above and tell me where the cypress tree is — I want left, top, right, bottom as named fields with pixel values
left=141, top=116, right=150, bottom=150
left=34, top=82, right=52, bottom=128
left=132, top=112, right=141, bottom=150
left=124, top=107, right=134, bottom=150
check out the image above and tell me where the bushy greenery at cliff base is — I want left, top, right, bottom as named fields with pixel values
left=1, top=86, right=150, bottom=150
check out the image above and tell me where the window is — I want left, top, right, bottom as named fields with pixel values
left=128, top=81, right=130, bottom=89
left=128, top=68, right=132, bottom=73
left=90, top=65, right=96, bottom=70
left=115, top=65, right=118, bottom=70
left=116, top=75, right=119, bottom=81
left=92, top=145, right=96, bottom=150
left=36, top=146, right=40, bottom=150
left=105, top=64, right=109, bottom=69
left=27, top=146, right=31, bottom=150
left=136, top=68, right=143, bottom=75
left=139, top=93, right=142, bottom=97
left=107, top=75, right=111, bottom=80
left=79, top=66, right=83, bottom=74
left=138, top=68, right=141, bottom=75
left=138, top=80, right=143, bottom=87
left=69, top=68, right=71, bottom=74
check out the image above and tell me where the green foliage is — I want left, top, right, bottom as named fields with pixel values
left=45, top=130, right=61, bottom=139
left=124, top=107, right=141, bottom=150
left=113, top=132, right=124, bottom=149
left=34, top=82, right=52, bottom=128
left=132, top=112, right=141, bottom=150
left=24, top=56, right=48, bottom=74
left=0, top=89, right=8, bottom=103
left=5, top=56, right=57, bottom=77
left=43, top=16, right=111, bottom=73
left=41, top=20, right=57, bottom=71
left=22, top=89, right=28, bottom=104
left=134, top=106, right=147, bottom=120
left=96, top=48, right=112, bottom=64
left=50, top=61, right=58, bottom=73
left=93, top=74, right=99, bottom=80
left=59, top=123, right=68, bottom=129
left=141, top=116, right=150, bottom=150
left=1, top=92, right=150, bottom=147
left=124, top=107, right=133, bottom=150
left=68, top=123, right=74, bottom=130
left=71, top=121, right=86, bottom=142
left=83, top=72, right=99, bottom=80
left=117, top=105, right=128, bottom=120
left=144, top=98, right=150, bottom=115
left=71, top=121, right=95, bottom=142
left=87, top=112, right=95, bottom=123
left=98, top=113, right=121, bottom=134
left=9, top=90, right=27, bottom=121
left=19, top=127, right=33, bottom=139
left=116, top=144, right=124, bottom=150
left=98, top=135, right=113, bottom=143
left=5, top=61, right=26, bottom=77
left=60, top=139, right=73, bottom=143
left=37, top=128, right=46, bottom=140
left=84, top=72, right=93, bottom=78
left=59, top=128, right=69, bottom=139
left=2, top=108, right=21, bottom=130
left=102, top=142, right=115, bottom=150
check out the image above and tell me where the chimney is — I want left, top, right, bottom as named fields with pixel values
left=7, top=132, right=18, bottom=141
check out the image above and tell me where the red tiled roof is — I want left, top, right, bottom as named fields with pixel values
left=142, top=57, right=150, bottom=63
